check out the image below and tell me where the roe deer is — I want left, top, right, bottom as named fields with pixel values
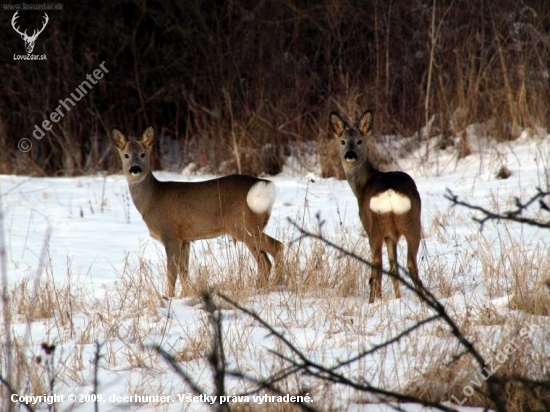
left=112, top=126, right=283, bottom=297
left=329, top=110, right=423, bottom=303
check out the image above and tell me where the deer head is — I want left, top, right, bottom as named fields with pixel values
left=12, top=11, right=49, bottom=54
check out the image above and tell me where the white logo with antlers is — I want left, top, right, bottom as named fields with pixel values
left=11, top=11, right=49, bottom=54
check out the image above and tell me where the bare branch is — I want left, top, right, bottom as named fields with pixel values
left=218, top=294, right=458, bottom=412
left=226, top=369, right=317, bottom=412
left=155, top=346, right=207, bottom=397
left=202, top=292, right=230, bottom=412
left=287, top=218, right=505, bottom=411
left=445, top=188, right=550, bottom=230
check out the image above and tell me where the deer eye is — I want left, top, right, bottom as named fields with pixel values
left=124, top=154, right=130, bottom=159
left=340, top=140, right=345, bottom=146
left=357, top=139, right=363, bottom=145
left=140, top=153, right=145, bottom=158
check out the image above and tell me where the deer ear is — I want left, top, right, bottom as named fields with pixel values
left=141, top=126, right=155, bottom=148
left=358, top=110, right=373, bottom=136
left=329, top=112, right=347, bottom=137
left=111, top=128, right=127, bottom=150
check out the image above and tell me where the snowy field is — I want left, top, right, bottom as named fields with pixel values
left=2, top=129, right=549, bottom=411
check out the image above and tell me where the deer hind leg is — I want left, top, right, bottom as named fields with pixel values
left=259, top=233, right=284, bottom=285
left=369, top=237, right=384, bottom=303
left=241, top=227, right=284, bottom=289
left=244, top=241, right=272, bottom=289
left=405, top=234, right=423, bottom=295
left=385, top=237, right=401, bottom=299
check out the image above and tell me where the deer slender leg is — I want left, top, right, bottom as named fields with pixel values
left=163, top=238, right=182, bottom=298
left=177, top=242, right=191, bottom=297
left=385, top=237, right=401, bottom=299
left=369, top=237, right=384, bottom=303
left=406, top=235, right=423, bottom=296
left=258, top=233, right=284, bottom=285
left=244, top=242, right=272, bottom=289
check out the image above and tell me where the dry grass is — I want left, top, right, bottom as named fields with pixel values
left=401, top=205, right=550, bottom=411
left=510, top=292, right=550, bottom=317
left=405, top=315, right=550, bottom=411
left=2, top=206, right=549, bottom=410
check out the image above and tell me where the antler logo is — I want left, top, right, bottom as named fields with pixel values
left=11, top=11, right=49, bottom=54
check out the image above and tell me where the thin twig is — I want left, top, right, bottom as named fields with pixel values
left=218, top=294, right=457, bottom=412
left=287, top=218, right=505, bottom=411
left=202, top=292, right=230, bottom=412
left=93, top=340, right=104, bottom=412
left=445, top=188, right=550, bottom=230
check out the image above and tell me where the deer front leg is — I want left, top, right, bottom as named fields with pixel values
left=163, top=238, right=182, bottom=298
left=178, top=242, right=191, bottom=297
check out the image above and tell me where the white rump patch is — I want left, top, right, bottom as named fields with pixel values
left=369, top=189, right=411, bottom=215
left=247, top=181, right=276, bottom=214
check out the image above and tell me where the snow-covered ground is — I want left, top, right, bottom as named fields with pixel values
left=2, top=130, right=549, bottom=411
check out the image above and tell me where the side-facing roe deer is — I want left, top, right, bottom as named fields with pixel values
left=112, top=126, right=283, bottom=297
left=329, top=110, right=423, bottom=303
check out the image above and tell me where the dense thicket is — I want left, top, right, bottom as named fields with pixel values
left=1, top=0, right=549, bottom=176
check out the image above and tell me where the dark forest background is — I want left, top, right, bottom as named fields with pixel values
left=1, top=0, right=549, bottom=176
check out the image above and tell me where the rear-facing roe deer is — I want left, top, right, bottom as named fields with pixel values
left=112, top=126, right=283, bottom=297
left=329, top=110, right=423, bottom=303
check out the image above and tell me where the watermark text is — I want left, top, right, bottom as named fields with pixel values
left=3, top=3, right=63, bottom=11
left=19, top=61, right=109, bottom=152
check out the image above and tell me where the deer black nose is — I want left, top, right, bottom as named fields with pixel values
left=344, top=151, right=358, bottom=162
left=129, top=165, right=142, bottom=175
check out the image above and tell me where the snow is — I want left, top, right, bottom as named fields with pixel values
left=2, top=132, right=549, bottom=411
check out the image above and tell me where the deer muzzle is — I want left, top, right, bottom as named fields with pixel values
left=344, top=151, right=358, bottom=162
left=129, top=165, right=142, bottom=176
